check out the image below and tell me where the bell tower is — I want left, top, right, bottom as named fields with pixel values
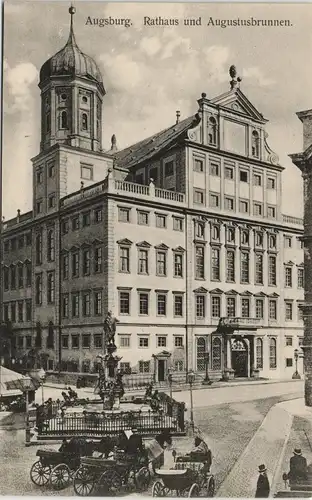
left=39, top=6, right=105, bottom=153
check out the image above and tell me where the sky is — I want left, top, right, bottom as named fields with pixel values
left=3, top=1, right=312, bottom=220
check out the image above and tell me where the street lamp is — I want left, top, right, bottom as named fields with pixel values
left=187, top=370, right=196, bottom=434
left=38, top=368, right=46, bottom=404
left=202, top=349, right=212, bottom=385
left=292, top=349, right=301, bottom=380
left=19, top=376, right=33, bottom=446
left=168, top=367, right=173, bottom=400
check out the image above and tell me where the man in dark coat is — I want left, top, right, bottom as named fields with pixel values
left=255, top=464, right=270, bottom=497
left=288, top=448, right=308, bottom=483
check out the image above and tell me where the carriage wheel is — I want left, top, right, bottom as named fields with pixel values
left=30, top=461, right=51, bottom=486
left=135, top=466, right=151, bottom=491
left=49, top=464, right=71, bottom=490
left=73, top=467, right=95, bottom=497
left=207, top=476, right=215, bottom=497
left=188, top=483, right=200, bottom=497
left=99, top=469, right=122, bottom=495
left=152, top=480, right=165, bottom=497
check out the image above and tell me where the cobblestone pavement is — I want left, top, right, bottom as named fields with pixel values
left=0, top=382, right=303, bottom=496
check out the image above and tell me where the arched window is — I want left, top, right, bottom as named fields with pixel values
left=60, top=110, right=68, bottom=129
left=208, top=117, right=217, bottom=146
left=82, top=113, right=88, bottom=131
left=196, top=337, right=206, bottom=371
left=269, top=338, right=277, bottom=369
left=212, top=225, right=220, bottom=241
left=256, top=338, right=263, bottom=369
left=252, top=130, right=260, bottom=158
left=212, top=337, right=222, bottom=370
left=47, top=229, right=55, bottom=262
left=47, top=321, right=54, bottom=349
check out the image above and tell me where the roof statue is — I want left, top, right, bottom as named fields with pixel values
left=229, top=65, right=242, bottom=90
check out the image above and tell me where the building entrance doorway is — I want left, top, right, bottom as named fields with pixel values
left=158, top=360, right=165, bottom=382
left=231, top=338, right=248, bottom=377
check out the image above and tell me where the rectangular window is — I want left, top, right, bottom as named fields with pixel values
left=241, top=252, right=250, bottom=283
left=173, top=217, right=184, bottom=231
left=94, top=291, right=102, bottom=316
left=157, top=294, right=167, bottom=316
left=35, top=274, right=42, bottom=305
left=285, top=336, right=293, bottom=347
left=82, top=211, right=91, bottom=227
left=254, top=203, right=263, bottom=216
left=120, top=336, right=130, bottom=348
left=62, top=336, right=69, bottom=349
left=268, top=255, right=277, bottom=286
left=48, top=194, right=56, bottom=208
left=196, top=295, right=205, bottom=318
left=225, top=197, right=234, bottom=211
left=10, top=266, right=16, bottom=290
left=72, top=335, right=79, bottom=349
left=139, top=293, right=149, bottom=315
left=253, top=174, right=262, bottom=186
left=210, top=193, right=219, bottom=208
left=35, top=232, right=42, bottom=265
left=194, top=159, right=204, bottom=173
left=94, top=247, right=103, bottom=273
left=286, top=358, right=293, bottom=368
left=139, top=360, right=150, bottom=373
left=62, top=253, right=69, bottom=280
left=211, top=248, right=220, bottom=280
left=175, top=336, right=183, bottom=347
left=225, top=166, right=234, bottom=179
left=165, top=160, right=174, bottom=177
left=268, top=206, right=276, bottom=219
left=255, top=299, right=264, bottom=319
left=18, top=265, right=23, bottom=288
left=298, top=268, right=304, bottom=288
left=267, top=177, right=276, bottom=189
left=81, top=164, right=93, bottom=180
left=240, top=170, right=248, bottom=182
left=26, top=232, right=32, bottom=245
left=119, top=247, right=130, bottom=273
left=255, top=254, right=264, bottom=285
left=119, top=291, right=130, bottom=315
left=241, top=298, right=250, bottom=318
left=11, top=238, right=16, bottom=251
left=18, top=302, right=23, bottom=322
left=174, top=295, right=183, bottom=317
left=82, top=334, right=91, bottom=348
left=72, top=293, right=80, bottom=317
left=226, top=297, right=236, bottom=317
left=174, top=360, right=184, bottom=371
left=48, top=162, right=55, bottom=178
left=94, top=334, right=103, bottom=349
left=61, top=219, right=69, bottom=234
left=3, top=304, right=9, bottom=322
left=36, top=169, right=43, bottom=184
left=284, top=236, right=292, bottom=248
left=156, top=214, right=167, bottom=228
left=139, top=337, right=149, bottom=348
left=138, top=249, right=148, bottom=274
left=82, top=293, right=91, bottom=316
left=137, top=211, right=149, bottom=225
left=150, top=167, right=158, bottom=182
left=26, top=336, right=32, bottom=349
left=47, top=271, right=55, bottom=303
left=194, top=189, right=204, bottom=204
left=18, top=236, right=24, bottom=249
left=195, top=246, right=205, bottom=279
left=72, top=216, right=80, bottom=230
left=156, top=251, right=167, bottom=276
left=62, top=295, right=69, bottom=318
left=157, top=336, right=167, bottom=347
left=298, top=305, right=303, bottom=321
left=239, top=200, right=249, bottom=213
left=226, top=250, right=235, bottom=282
left=211, top=296, right=221, bottom=318
left=174, top=253, right=183, bottom=278
left=269, top=300, right=277, bottom=320
left=82, top=249, right=91, bottom=275
left=25, top=300, right=32, bottom=321
left=3, top=268, right=9, bottom=291
left=118, top=207, right=130, bottom=222
left=285, top=301, right=293, bottom=321
left=11, top=303, right=16, bottom=323
left=72, top=252, right=80, bottom=278
left=299, top=337, right=304, bottom=346
left=210, top=163, right=220, bottom=176
left=94, top=207, right=103, bottom=223
left=285, top=267, right=292, bottom=287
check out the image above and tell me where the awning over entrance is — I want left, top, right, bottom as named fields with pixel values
left=0, top=366, right=38, bottom=398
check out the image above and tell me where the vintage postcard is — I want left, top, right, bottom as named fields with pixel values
left=1, top=0, right=312, bottom=497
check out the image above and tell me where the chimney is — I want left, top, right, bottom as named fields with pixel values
left=176, top=111, right=181, bottom=124
left=297, top=109, right=312, bottom=151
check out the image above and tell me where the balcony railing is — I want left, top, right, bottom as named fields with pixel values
left=217, top=317, right=263, bottom=332
left=282, top=214, right=303, bottom=226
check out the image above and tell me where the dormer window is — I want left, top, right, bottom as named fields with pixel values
left=60, top=110, right=68, bottom=129
left=208, top=116, right=217, bottom=146
left=82, top=113, right=88, bottom=131
left=252, top=130, right=260, bottom=158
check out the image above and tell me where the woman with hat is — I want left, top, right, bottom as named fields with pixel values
left=288, top=448, right=308, bottom=484
left=255, top=464, right=270, bottom=497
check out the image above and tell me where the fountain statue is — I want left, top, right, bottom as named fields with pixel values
left=95, top=311, right=124, bottom=410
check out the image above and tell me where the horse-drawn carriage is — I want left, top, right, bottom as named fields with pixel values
left=152, top=454, right=215, bottom=497
left=30, top=438, right=94, bottom=490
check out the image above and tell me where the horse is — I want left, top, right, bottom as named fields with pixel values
left=145, top=429, right=173, bottom=472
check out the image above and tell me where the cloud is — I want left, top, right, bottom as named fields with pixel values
left=242, top=67, right=275, bottom=87
left=140, top=36, right=161, bottom=57
left=4, top=61, right=38, bottom=112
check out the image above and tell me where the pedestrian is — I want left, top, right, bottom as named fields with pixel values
left=288, top=448, right=308, bottom=484
left=255, top=464, right=270, bottom=498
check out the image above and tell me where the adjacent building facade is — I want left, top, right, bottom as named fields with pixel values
left=1, top=10, right=305, bottom=382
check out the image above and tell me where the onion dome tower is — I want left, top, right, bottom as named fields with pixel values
left=38, top=6, right=105, bottom=152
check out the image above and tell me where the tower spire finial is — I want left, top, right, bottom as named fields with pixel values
left=68, top=3, right=77, bottom=45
